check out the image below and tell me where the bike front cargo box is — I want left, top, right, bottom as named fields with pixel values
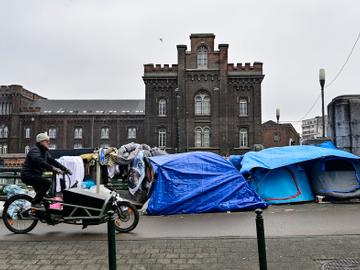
left=62, top=188, right=111, bottom=217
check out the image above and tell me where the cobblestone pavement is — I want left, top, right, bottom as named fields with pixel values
left=1, top=235, right=360, bottom=270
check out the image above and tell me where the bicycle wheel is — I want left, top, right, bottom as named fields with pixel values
left=2, top=194, right=38, bottom=234
left=114, top=201, right=139, bottom=233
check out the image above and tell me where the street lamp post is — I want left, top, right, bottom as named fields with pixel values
left=276, top=108, right=280, bottom=145
left=319, top=68, right=326, bottom=138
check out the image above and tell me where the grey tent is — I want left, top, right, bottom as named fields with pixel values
left=310, top=158, right=360, bottom=199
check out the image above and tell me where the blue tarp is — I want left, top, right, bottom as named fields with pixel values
left=147, top=151, right=267, bottom=215
left=239, top=142, right=360, bottom=175
left=228, top=155, right=243, bottom=171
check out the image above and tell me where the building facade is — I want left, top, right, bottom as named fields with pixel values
left=0, top=33, right=264, bottom=155
left=328, top=95, right=360, bottom=155
left=261, top=120, right=300, bottom=148
left=301, top=116, right=328, bottom=141
left=144, top=33, right=264, bottom=155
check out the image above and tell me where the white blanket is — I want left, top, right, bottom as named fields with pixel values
left=55, top=156, right=85, bottom=192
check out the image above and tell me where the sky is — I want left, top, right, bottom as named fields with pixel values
left=1, top=0, right=359, bottom=132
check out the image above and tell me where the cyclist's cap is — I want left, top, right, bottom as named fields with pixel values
left=36, top=132, right=50, bottom=143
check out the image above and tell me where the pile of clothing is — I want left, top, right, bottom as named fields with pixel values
left=94, top=143, right=167, bottom=204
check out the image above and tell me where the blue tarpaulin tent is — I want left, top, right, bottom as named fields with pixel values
left=237, top=142, right=360, bottom=202
left=239, top=142, right=359, bottom=175
left=147, top=151, right=267, bottom=215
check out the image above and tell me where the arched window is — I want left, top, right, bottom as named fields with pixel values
left=48, top=128, right=56, bottom=139
left=3, top=126, right=8, bottom=138
left=239, top=99, right=248, bottom=116
left=239, top=129, right=248, bottom=147
left=194, top=93, right=211, bottom=115
left=158, top=129, right=166, bottom=148
left=0, top=127, right=3, bottom=138
left=158, top=98, right=166, bottom=116
left=101, top=127, right=109, bottom=139
left=194, top=127, right=211, bottom=147
left=195, top=127, right=202, bottom=147
left=25, top=128, right=31, bottom=139
left=25, top=145, right=30, bottom=154
left=74, top=127, right=83, bottom=139
left=127, top=127, right=136, bottom=139
left=197, top=45, right=208, bottom=69
left=203, top=127, right=210, bottom=147
left=3, top=144, right=8, bottom=154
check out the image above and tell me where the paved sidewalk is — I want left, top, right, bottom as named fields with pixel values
left=1, top=235, right=360, bottom=270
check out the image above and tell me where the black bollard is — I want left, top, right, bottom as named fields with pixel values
left=255, top=209, right=267, bottom=270
left=107, top=210, right=117, bottom=270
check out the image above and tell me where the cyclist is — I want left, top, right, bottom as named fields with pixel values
left=21, top=132, right=71, bottom=209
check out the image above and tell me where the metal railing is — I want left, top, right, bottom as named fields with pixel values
left=0, top=167, right=129, bottom=200
left=0, top=167, right=24, bottom=200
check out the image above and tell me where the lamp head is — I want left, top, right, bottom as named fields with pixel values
left=319, top=68, right=325, bottom=88
left=276, top=108, right=280, bottom=120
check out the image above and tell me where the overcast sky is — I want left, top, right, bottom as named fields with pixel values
left=1, top=0, right=359, bottom=131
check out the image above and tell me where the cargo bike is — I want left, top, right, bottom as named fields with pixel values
left=2, top=173, right=139, bottom=234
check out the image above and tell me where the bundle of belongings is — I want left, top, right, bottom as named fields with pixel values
left=3, top=185, right=31, bottom=219
left=81, top=142, right=167, bottom=205
left=55, top=156, right=85, bottom=192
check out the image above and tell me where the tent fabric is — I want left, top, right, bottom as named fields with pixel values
left=310, top=158, right=360, bottom=198
left=251, top=165, right=315, bottom=204
left=228, top=155, right=243, bottom=171
left=147, top=151, right=267, bottom=215
left=239, top=142, right=360, bottom=175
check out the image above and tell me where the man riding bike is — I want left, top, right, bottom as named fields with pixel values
left=21, top=132, right=71, bottom=210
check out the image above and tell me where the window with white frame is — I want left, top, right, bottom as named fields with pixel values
left=73, top=143, right=82, bottom=149
left=158, top=98, right=167, bottom=116
left=0, top=126, right=8, bottom=138
left=25, top=127, right=31, bottom=139
left=239, top=128, right=248, bottom=147
left=48, top=128, right=56, bottom=139
left=203, top=127, right=210, bottom=147
left=195, top=127, right=202, bottom=147
left=239, top=99, right=248, bottom=116
left=194, top=127, right=211, bottom=147
left=158, top=129, right=166, bottom=148
left=197, top=45, right=208, bottom=69
left=3, top=126, right=8, bottom=138
left=3, top=144, right=8, bottom=154
left=127, top=127, right=136, bottom=139
left=194, top=93, right=210, bottom=115
left=0, top=103, right=11, bottom=115
left=25, top=145, right=30, bottom=154
left=0, top=145, right=2, bottom=154
left=74, top=127, right=83, bottom=139
left=100, top=127, right=109, bottom=139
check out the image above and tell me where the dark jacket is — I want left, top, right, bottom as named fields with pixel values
left=21, top=143, right=67, bottom=178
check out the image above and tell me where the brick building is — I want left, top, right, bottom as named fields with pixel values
left=0, top=33, right=264, bottom=155
left=261, top=120, right=300, bottom=148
